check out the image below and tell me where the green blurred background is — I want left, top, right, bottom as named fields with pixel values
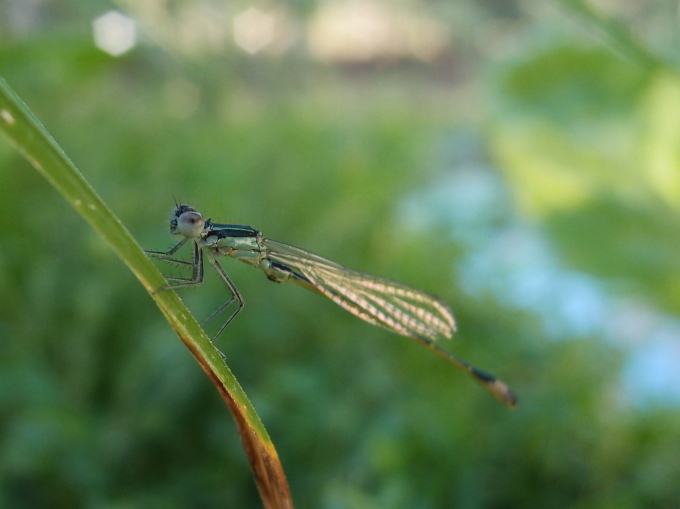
left=2, top=1, right=680, bottom=508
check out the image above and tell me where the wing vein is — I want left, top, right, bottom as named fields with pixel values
left=263, top=238, right=456, bottom=341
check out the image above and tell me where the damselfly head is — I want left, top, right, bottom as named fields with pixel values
left=169, top=204, right=205, bottom=238
left=171, top=204, right=196, bottom=219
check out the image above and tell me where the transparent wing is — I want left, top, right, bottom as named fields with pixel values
left=263, top=238, right=517, bottom=409
left=262, top=238, right=456, bottom=342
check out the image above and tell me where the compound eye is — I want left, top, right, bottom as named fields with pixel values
left=177, top=211, right=205, bottom=238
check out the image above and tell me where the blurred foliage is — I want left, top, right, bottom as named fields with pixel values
left=2, top=1, right=680, bottom=508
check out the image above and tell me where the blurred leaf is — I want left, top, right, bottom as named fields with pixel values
left=641, top=72, right=680, bottom=209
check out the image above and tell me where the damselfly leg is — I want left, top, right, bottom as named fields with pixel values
left=146, top=239, right=204, bottom=291
left=205, top=256, right=244, bottom=341
left=146, top=241, right=244, bottom=344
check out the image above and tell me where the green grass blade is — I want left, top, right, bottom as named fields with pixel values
left=0, top=75, right=293, bottom=509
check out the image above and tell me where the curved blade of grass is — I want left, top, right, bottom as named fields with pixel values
left=0, top=76, right=293, bottom=509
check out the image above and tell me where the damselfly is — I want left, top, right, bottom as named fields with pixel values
left=146, top=204, right=517, bottom=408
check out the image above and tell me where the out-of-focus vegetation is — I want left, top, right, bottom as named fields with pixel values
left=2, top=1, right=680, bottom=508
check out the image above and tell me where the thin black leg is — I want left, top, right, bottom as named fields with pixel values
left=146, top=238, right=188, bottom=257
left=146, top=238, right=199, bottom=269
left=151, top=241, right=205, bottom=293
left=206, top=255, right=245, bottom=343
